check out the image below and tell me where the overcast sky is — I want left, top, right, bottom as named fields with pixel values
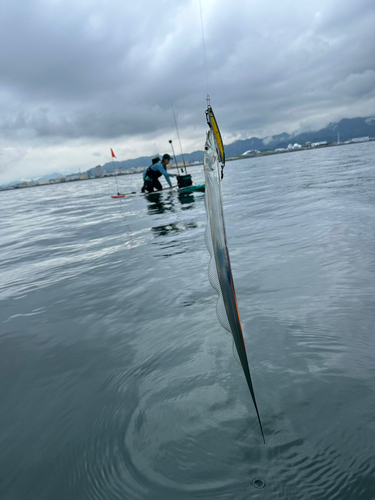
left=1, top=0, right=375, bottom=184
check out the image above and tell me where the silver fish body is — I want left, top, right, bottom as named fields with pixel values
left=204, top=127, right=265, bottom=442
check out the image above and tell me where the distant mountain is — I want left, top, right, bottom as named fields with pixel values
left=3, top=116, right=374, bottom=188
left=97, top=116, right=375, bottom=174
left=269, top=116, right=375, bottom=151
left=91, top=150, right=205, bottom=176
left=224, top=116, right=375, bottom=156
left=42, top=172, right=63, bottom=180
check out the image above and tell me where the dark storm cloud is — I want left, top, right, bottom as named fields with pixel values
left=0, top=0, right=375, bottom=182
left=0, top=0, right=189, bottom=100
left=0, top=0, right=205, bottom=140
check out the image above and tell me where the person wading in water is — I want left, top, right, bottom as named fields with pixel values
left=141, top=154, right=178, bottom=193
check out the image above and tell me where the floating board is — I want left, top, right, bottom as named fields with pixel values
left=140, top=185, right=178, bottom=196
left=115, top=184, right=205, bottom=198
left=179, top=183, right=205, bottom=194
left=111, top=191, right=137, bottom=198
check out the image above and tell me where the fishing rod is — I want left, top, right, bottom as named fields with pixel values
left=168, top=140, right=181, bottom=175
left=171, top=103, right=187, bottom=174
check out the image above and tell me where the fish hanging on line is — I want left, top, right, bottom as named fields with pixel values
left=203, top=99, right=265, bottom=443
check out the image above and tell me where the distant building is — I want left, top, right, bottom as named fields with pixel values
left=14, top=181, right=29, bottom=188
left=242, top=150, right=259, bottom=156
left=37, top=178, right=49, bottom=185
left=351, top=136, right=370, bottom=143
left=54, top=176, right=66, bottom=183
left=95, top=165, right=102, bottom=177
left=311, top=141, right=328, bottom=147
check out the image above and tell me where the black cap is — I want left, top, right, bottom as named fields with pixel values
left=162, top=153, right=172, bottom=160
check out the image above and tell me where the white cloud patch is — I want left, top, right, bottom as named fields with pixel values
left=333, top=70, right=375, bottom=98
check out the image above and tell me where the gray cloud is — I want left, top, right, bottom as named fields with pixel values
left=1, top=0, right=375, bottom=183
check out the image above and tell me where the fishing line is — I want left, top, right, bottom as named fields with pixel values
left=199, top=0, right=209, bottom=98
left=171, top=103, right=187, bottom=173
left=169, top=139, right=181, bottom=175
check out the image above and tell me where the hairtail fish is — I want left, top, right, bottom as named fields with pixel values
left=203, top=102, right=265, bottom=443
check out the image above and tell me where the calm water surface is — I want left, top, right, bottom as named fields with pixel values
left=1, top=142, right=375, bottom=499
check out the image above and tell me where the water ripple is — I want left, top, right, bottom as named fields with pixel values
left=1, top=147, right=375, bottom=499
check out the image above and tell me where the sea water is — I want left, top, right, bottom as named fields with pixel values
left=1, top=142, right=375, bottom=499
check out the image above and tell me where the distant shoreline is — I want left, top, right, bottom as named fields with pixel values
left=1, top=138, right=373, bottom=192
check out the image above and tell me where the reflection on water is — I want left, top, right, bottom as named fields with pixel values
left=178, top=191, right=196, bottom=209
left=152, top=221, right=198, bottom=237
left=146, top=189, right=199, bottom=215
left=145, top=191, right=177, bottom=215
left=146, top=189, right=199, bottom=237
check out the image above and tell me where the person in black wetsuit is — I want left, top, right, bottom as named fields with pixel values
left=141, top=154, right=177, bottom=193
